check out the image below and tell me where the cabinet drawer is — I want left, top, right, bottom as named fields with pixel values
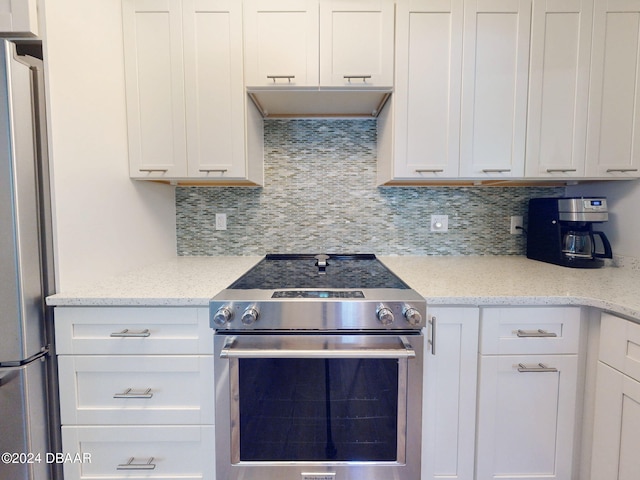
left=599, top=313, right=640, bottom=382
left=58, top=355, right=214, bottom=425
left=480, top=307, right=581, bottom=355
left=55, top=307, right=212, bottom=355
left=61, top=425, right=214, bottom=480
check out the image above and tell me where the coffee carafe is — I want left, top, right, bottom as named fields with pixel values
left=562, top=230, right=612, bottom=260
left=527, top=197, right=613, bottom=268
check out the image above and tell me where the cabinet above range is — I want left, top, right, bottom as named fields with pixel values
left=244, top=0, right=395, bottom=117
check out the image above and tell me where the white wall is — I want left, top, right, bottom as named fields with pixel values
left=41, top=0, right=176, bottom=291
left=567, top=180, right=640, bottom=258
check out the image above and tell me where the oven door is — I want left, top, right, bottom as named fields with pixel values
left=214, top=333, right=423, bottom=480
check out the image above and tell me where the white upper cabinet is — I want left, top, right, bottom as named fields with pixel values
left=585, top=0, right=640, bottom=178
left=183, top=0, right=252, bottom=179
left=244, top=0, right=394, bottom=88
left=123, top=0, right=263, bottom=183
left=459, top=0, right=532, bottom=178
left=387, top=0, right=463, bottom=180
left=319, top=0, right=395, bottom=86
left=525, top=0, right=593, bottom=178
left=123, top=0, right=187, bottom=178
left=0, top=0, right=38, bottom=36
left=243, top=0, right=319, bottom=86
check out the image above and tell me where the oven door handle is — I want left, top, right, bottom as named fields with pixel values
left=220, top=336, right=416, bottom=359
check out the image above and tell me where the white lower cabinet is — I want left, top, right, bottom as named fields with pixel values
left=591, top=313, right=640, bottom=480
left=422, top=307, right=479, bottom=480
left=475, top=307, right=581, bottom=480
left=55, top=307, right=214, bottom=480
left=61, top=425, right=214, bottom=480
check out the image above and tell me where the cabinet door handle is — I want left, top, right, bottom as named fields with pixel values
left=110, top=329, right=151, bottom=338
left=517, top=363, right=558, bottom=373
left=428, top=316, right=436, bottom=355
left=117, top=457, right=156, bottom=470
left=482, top=168, right=511, bottom=173
left=546, top=168, right=577, bottom=173
left=606, top=168, right=639, bottom=173
left=267, top=75, right=295, bottom=83
left=344, top=75, right=371, bottom=83
left=113, top=388, right=153, bottom=399
left=515, top=329, right=557, bottom=338
left=415, top=169, right=444, bottom=173
left=138, top=169, right=168, bottom=173
left=199, top=168, right=228, bottom=173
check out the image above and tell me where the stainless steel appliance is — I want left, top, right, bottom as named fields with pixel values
left=527, top=197, right=613, bottom=268
left=210, top=254, right=425, bottom=480
left=0, top=40, right=60, bottom=480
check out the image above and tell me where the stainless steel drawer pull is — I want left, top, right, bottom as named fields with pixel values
left=516, top=329, right=557, bottom=338
left=138, top=169, right=168, bottom=173
left=113, top=388, right=153, bottom=399
left=482, top=168, right=511, bottom=173
left=344, top=75, right=372, bottom=83
left=117, top=457, right=156, bottom=470
left=199, top=168, right=228, bottom=173
left=110, top=329, right=151, bottom=338
left=606, top=168, right=639, bottom=173
left=267, top=75, right=295, bottom=83
left=517, top=363, right=558, bottom=373
left=416, top=169, right=444, bottom=173
left=428, top=316, right=437, bottom=356
left=546, top=168, right=577, bottom=173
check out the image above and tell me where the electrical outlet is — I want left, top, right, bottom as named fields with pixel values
left=215, top=213, right=227, bottom=231
left=431, top=215, right=449, bottom=232
left=510, top=215, right=523, bottom=235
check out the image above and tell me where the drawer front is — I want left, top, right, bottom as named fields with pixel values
left=480, top=307, right=581, bottom=355
left=61, top=425, right=214, bottom=480
left=600, top=312, right=640, bottom=382
left=58, top=355, right=214, bottom=425
left=55, top=307, right=212, bottom=355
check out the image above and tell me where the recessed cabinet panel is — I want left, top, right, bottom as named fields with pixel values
left=586, top=0, right=640, bottom=177
left=525, top=0, right=592, bottom=178
left=0, top=0, right=38, bottom=36
left=58, top=355, right=214, bottom=425
left=243, top=0, right=319, bottom=86
left=61, top=425, right=214, bottom=480
left=319, top=0, right=395, bottom=86
left=123, top=0, right=187, bottom=178
left=460, top=0, right=531, bottom=178
left=54, top=307, right=212, bottom=355
left=476, top=354, right=579, bottom=479
left=480, top=307, right=582, bottom=355
left=422, top=307, right=478, bottom=480
left=392, top=0, right=463, bottom=179
left=184, top=0, right=247, bottom=179
left=591, top=361, right=640, bottom=480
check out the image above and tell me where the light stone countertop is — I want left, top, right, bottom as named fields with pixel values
left=46, top=255, right=640, bottom=321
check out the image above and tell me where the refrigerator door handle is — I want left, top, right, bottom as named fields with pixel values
left=0, top=348, right=48, bottom=369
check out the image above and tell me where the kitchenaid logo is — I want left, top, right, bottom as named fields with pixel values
left=301, top=473, right=336, bottom=480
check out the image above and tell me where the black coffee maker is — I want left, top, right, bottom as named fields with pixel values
left=527, top=197, right=613, bottom=268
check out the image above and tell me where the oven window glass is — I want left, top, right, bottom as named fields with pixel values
left=238, top=358, right=399, bottom=462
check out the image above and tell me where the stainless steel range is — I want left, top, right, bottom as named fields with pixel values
left=210, top=254, right=425, bottom=480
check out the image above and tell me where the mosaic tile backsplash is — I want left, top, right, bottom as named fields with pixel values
left=176, top=119, right=565, bottom=256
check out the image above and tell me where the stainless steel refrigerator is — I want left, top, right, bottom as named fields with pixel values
left=0, top=39, right=60, bottom=480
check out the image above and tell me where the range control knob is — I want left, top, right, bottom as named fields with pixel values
left=241, top=306, right=259, bottom=325
left=213, top=306, right=233, bottom=326
left=403, top=306, right=423, bottom=326
left=376, top=305, right=395, bottom=326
